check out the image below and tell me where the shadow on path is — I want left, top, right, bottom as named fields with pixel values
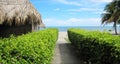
left=52, top=32, right=85, bottom=64
left=58, top=43, right=82, bottom=64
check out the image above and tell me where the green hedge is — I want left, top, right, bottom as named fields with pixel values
left=0, top=28, right=58, bottom=64
left=68, top=28, right=120, bottom=64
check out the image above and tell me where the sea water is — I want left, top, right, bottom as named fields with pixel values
left=40, top=26, right=120, bottom=32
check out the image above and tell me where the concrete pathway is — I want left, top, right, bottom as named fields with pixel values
left=52, top=32, right=82, bottom=64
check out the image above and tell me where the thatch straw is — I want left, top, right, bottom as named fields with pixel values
left=0, top=0, right=44, bottom=26
left=39, top=22, right=46, bottom=28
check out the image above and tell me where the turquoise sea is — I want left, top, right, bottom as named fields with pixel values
left=42, top=26, right=120, bottom=32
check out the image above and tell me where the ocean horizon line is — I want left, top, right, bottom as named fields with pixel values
left=46, top=26, right=114, bottom=27
left=40, top=26, right=119, bottom=32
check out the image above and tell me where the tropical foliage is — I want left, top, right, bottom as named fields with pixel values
left=68, top=28, right=120, bottom=64
left=102, top=0, right=120, bottom=34
left=0, top=28, right=58, bottom=64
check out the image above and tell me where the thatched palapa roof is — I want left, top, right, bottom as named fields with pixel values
left=0, top=0, right=44, bottom=26
left=39, top=23, right=46, bottom=28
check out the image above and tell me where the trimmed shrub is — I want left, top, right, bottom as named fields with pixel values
left=68, top=28, right=120, bottom=64
left=0, top=28, right=58, bottom=64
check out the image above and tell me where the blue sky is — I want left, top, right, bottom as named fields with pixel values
left=30, top=0, right=113, bottom=26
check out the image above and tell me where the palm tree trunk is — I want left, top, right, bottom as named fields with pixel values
left=114, top=21, right=118, bottom=35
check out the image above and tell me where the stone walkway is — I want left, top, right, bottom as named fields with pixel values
left=52, top=32, right=82, bottom=64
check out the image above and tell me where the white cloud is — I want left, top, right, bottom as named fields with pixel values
left=44, top=18, right=70, bottom=26
left=54, top=8, right=60, bottom=11
left=66, top=18, right=81, bottom=22
left=43, top=18, right=101, bottom=26
left=94, top=11, right=107, bottom=14
left=68, top=12, right=77, bottom=14
left=55, top=0, right=81, bottom=6
left=90, top=0, right=113, bottom=3
left=66, top=8, right=102, bottom=12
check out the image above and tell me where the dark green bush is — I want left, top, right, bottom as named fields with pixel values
left=0, top=28, right=58, bottom=64
left=68, top=28, right=120, bottom=64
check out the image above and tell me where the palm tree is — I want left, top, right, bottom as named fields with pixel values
left=102, top=0, right=120, bottom=35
